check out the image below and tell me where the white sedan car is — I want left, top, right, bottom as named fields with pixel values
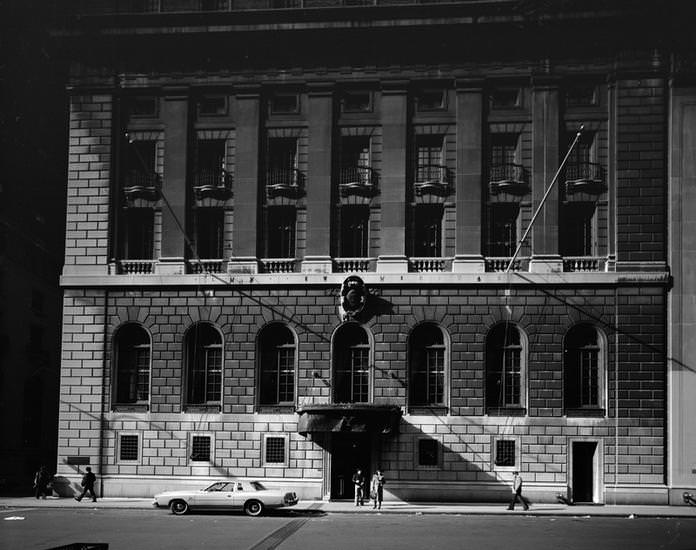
left=153, top=480, right=298, bottom=516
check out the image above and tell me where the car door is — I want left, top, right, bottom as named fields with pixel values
left=194, top=482, right=231, bottom=509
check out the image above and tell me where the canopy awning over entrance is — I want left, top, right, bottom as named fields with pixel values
left=296, top=404, right=402, bottom=436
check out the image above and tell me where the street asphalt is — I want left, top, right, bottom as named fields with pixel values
left=2, top=496, right=696, bottom=518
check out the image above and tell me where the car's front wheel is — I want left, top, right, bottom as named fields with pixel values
left=244, top=499, right=264, bottom=517
left=170, top=499, right=189, bottom=515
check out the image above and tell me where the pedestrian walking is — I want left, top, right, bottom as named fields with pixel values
left=75, top=466, right=98, bottom=503
left=33, top=466, right=51, bottom=499
left=352, top=468, right=365, bottom=506
left=507, top=470, right=530, bottom=511
left=370, top=468, right=385, bottom=510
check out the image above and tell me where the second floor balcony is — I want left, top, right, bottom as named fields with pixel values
left=266, top=168, right=305, bottom=199
left=339, top=165, right=377, bottom=197
left=488, top=163, right=530, bottom=196
left=564, top=162, right=606, bottom=195
left=193, top=168, right=233, bottom=200
left=123, top=170, right=161, bottom=201
left=414, top=164, right=450, bottom=197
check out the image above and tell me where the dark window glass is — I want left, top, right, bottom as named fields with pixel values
left=490, top=89, right=520, bottom=109
left=186, top=324, right=222, bottom=405
left=267, top=137, right=299, bottom=189
left=128, top=96, right=158, bottom=117
left=415, top=135, right=444, bottom=182
left=333, top=324, right=370, bottom=403
left=341, top=137, right=371, bottom=169
left=342, top=91, right=371, bottom=112
left=122, top=208, right=154, bottom=260
left=270, top=94, right=299, bottom=114
left=560, top=203, right=595, bottom=257
left=486, top=323, right=522, bottom=409
left=265, top=437, right=286, bottom=464
left=266, top=206, right=296, bottom=258
left=195, top=209, right=224, bottom=259
left=195, top=140, right=227, bottom=187
left=495, top=439, right=516, bottom=467
left=413, top=205, right=443, bottom=257
left=340, top=206, right=369, bottom=258
left=259, top=324, right=295, bottom=405
left=489, top=134, right=518, bottom=168
left=191, top=435, right=211, bottom=461
left=410, top=324, right=445, bottom=406
left=115, top=324, right=150, bottom=404
left=486, top=204, right=518, bottom=257
left=197, top=95, right=227, bottom=116
left=566, top=85, right=597, bottom=107
left=124, top=140, right=157, bottom=188
left=417, top=89, right=445, bottom=111
left=418, top=439, right=439, bottom=466
left=120, top=435, right=139, bottom=461
left=564, top=325, right=601, bottom=410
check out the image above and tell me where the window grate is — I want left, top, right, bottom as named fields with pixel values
left=418, top=439, right=439, bottom=466
left=191, top=435, right=211, bottom=461
left=265, top=437, right=286, bottom=464
left=120, top=435, right=139, bottom=461
left=495, top=439, right=516, bottom=467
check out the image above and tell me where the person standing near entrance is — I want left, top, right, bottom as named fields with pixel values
left=352, top=468, right=365, bottom=506
left=75, top=466, right=98, bottom=503
left=33, top=466, right=51, bottom=499
left=370, top=468, right=385, bottom=510
left=507, top=470, right=530, bottom=511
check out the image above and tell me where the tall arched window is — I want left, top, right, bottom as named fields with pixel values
left=258, top=323, right=296, bottom=406
left=185, top=323, right=222, bottom=406
left=485, top=322, right=525, bottom=412
left=409, top=323, right=446, bottom=407
left=564, top=324, right=604, bottom=413
left=333, top=324, right=370, bottom=403
left=114, top=323, right=151, bottom=405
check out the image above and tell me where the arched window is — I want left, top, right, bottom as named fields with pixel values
left=333, top=324, right=370, bottom=403
left=485, top=322, right=525, bottom=412
left=114, top=323, right=151, bottom=405
left=409, top=323, right=446, bottom=407
left=564, top=324, right=604, bottom=413
left=185, top=323, right=222, bottom=405
left=258, top=323, right=296, bottom=406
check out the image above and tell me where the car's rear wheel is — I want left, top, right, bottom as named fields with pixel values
left=171, top=499, right=189, bottom=515
left=244, top=499, right=264, bottom=517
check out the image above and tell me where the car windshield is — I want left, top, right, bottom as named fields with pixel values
left=250, top=481, right=266, bottom=491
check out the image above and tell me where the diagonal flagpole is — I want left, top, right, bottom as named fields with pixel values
left=505, top=124, right=584, bottom=273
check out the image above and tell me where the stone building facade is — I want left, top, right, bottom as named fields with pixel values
left=53, top=1, right=687, bottom=503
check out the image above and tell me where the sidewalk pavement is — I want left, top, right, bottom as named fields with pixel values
left=3, top=496, right=696, bottom=518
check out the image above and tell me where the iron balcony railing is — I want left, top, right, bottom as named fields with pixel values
left=122, top=170, right=161, bottom=200
left=414, top=164, right=448, bottom=184
left=339, top=165, right=376, bottom=195
left=266, top=168, right=304, bottom=198
left=564, top=162, right=604, bottom=183
left=488, top=163, right=530, bottom=195
left=193, top=168, right=232, bottom=199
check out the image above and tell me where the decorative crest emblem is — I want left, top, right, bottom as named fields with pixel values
left=339, top=275, right=367, bottom=321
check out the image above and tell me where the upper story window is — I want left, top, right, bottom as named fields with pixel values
left=564, top=324, right=604, bottom=414
left=194, top=208, right=224, bottom=260
left=342, top=90, right=372, bottom=113
left=265, top=206, right=296, bottom=259
left=127, top=95, right=158, bottom=118
left=560, top=202, right=595, bottom=257
left=412, top=204, right=443, bottom=258
left=485, top=322, right=525, bottom=413
left=565, top=85, right=597, bottom=107
left=185, top=323, right=222, bottom=407
left=416, top=88, right=446, bottom=111
left=409, top=323, right=446, bottom=407
left=339, top=205, right=370, bottom=258
left=124, top=140, right=158, bottom=189
left=486, top=204, right=519, bottom=258
left=333, top=324, right=370, bottom=404
left=266, top=137, right=301, bottom=195
left=489, top=88, right=520, bottom=110
left=258, top=323, right=296, bottom=406
left=415, top=135, right=445, bottom=183
left=269, top=93, right=300, bottom=115
left=121, top=208, right=154, bottom=260
left=114, top=323, right=150, bottom=406
left=197, top=95, right=227, bottom=117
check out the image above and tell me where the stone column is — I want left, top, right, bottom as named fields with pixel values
left=377, top=81, right=408, bottom=273
left=302, top=83, right=334, bottom=273
left=229, top=85, right=261, bottom=274
left=453, top=79, right=485, bottom=272
left=158, top=89, right=189, bottom=275
left=530, top=76, right=563, bottom=272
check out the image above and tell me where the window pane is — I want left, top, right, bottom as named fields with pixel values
left=187, top=324, right=221, bottom=404
left=418, top=439, right=439, bottom=466
left=560, top=203, right=595, bottom=256
left=486, top=324, right=522, bottom=409
left=124, top=208, right=154, bottom=260
left=120, top=435, right=139, bottom=461
left=565, top=325, right=600, bottom=409
left=191, top=435, right=211, bottom=461
left=340, top=206, right=369, bottom=257
left=265, top=437, right=286, bottom=464
left=116, top=324, right=150, bottom=404
left=495, top=439, right=516, bottom=466
left=334, top=325, right=369, bottom=403
left=413, top=205, right=443, bottom=257
left=487, top=205, right=518, bottom=257
left=259, top=324, right=295, bottom=405
left=267, top=207, right=296, bottom=258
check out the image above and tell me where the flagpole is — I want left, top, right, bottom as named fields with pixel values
left=504, top=125, right=584, bottom=273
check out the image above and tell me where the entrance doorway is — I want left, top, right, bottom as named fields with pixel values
left=572, top=441, right=597, bottom=503
left=331, top=433, right=371, bottom=500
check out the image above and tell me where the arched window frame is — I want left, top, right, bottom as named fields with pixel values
left=485, top=322, right=527, bottom=415
left=184, top=322, right=223, bottom=409
left=563, top=323, right=606, bottom=416
left=112, top=323, right=151, bottom=410
left=331, top=323, right=373, bottom=404
left=408, top=323, right=449, bottom=410
left=257, top=322, right=297, bottom=409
